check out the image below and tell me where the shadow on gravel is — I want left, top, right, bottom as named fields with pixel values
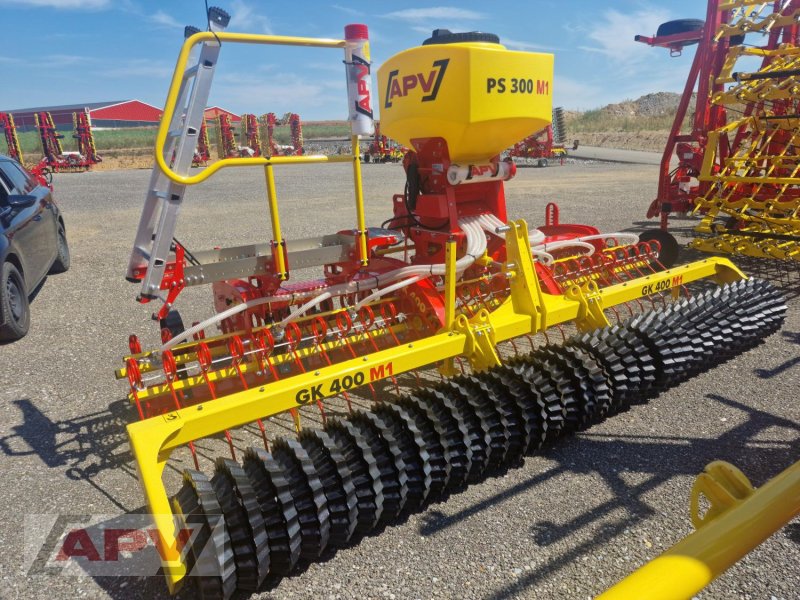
left=0, top=398, right=137, bottom=511
left=417, top=395, right=798, bottom=600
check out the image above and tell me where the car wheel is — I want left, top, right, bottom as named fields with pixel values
left=50, top=223, right=71, bottom=274
left=0, top=263, right=31, bottom=341
left=538, top=158, right=549, bottom=168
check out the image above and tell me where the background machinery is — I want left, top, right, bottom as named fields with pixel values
left=238, top=113, right=262, bottom=157
left=216, top=113, right=238, bottom=159
left=118, top=10, right=785, bottom=599
left=508, top=107, right=576, bottom=167
left=637, top=0, right=800, bottom=263
left=1, top=112, right=23, bottom=163
left=363, top=121, right=404, bottom=163
left=260, top=111, right=304, bottom=156
left=32, top=110, right=101, bottom=173
left=194, top=120, right=211, bottom=166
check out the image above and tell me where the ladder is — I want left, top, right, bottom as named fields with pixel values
left=126, top=6, right=230, bottom=301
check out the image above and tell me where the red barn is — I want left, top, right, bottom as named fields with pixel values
left=204, top=106, right=241, bottom=123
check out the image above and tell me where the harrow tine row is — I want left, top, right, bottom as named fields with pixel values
left=171, top=279, right=785, bottom=599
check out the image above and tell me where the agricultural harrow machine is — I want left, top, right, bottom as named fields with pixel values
left=507, top=107, right=576, bottom=167
left=33, top=110, right=101, bottom=173
left=363, top=121, right=404, bottom=163
left=118, top=9, right=785, bottom=598
left=638, top=0, right=800, bottom=263
left=238, top=113, right=262, bottom=157
left=215, top=113, right=239, bottom=159
left=1, top=112, right=23, bottom=163
left=194, top=121, right=211, bottom=166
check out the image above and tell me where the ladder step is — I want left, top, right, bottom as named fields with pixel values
left=182, top=65, right=199, bottom=80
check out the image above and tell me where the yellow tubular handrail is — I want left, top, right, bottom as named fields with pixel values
left=155, top=31, right=349, bottom=186
left=598, top=460, right=800, bottom=600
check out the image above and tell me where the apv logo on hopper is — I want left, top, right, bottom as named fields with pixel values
left=384, top=58, right=449, bottom=108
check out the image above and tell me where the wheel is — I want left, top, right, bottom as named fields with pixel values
left=363, top=154, right=370, bottom=163
left=656, top=19, right=704, bottom=44
left=159, top=309, right=185, bottom=341
left=0, top=262, right=30, bottom=342
left=537, top=158, right=548, bottom=168
left=639, top=229, right=680, bottom=269
left=50, top=222, right=70, bottom=274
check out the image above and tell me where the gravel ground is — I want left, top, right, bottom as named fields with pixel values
left=0, top=160, right=798, bottom=600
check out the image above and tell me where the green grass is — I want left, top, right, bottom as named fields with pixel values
left=7, top=122, right=353, bottom=158
left=565, top=109, right=689, bottom=133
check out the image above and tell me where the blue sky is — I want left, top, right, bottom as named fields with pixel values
left=1, top=0, right=703, bottom=118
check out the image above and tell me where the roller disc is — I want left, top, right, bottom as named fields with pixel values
left=349, top=411, right=409, bottom=523
left=242, top=447, right=302, bottom=575
left=538, top=345, right=605, bottom=430
left=414, top=389, right=471, bottom=490
left=297, top=429, right=358, bottom=547
left=450, top=375, right=513, bottom=470
left=325, top=419, right=384, bottom=535
left=270, top=439, right=331, bottom=561
left=172, top=470, right=237, bottom=600
left=372, top=403, right=433, bottom=511
left=435, top=381, right=491, bottom=482
left=486, top=365, right=548, bottom=454
left=211, top=458, right=270, bottom=591
left=396, top=396, right=452, bottom=499
left=505, top=357, right=566, bottom=442
left=530, top=349, right=583, bottom=433
left=475, top=371, right=527, bottom=465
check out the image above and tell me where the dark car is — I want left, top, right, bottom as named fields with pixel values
left=0, top=154, right=69, bottom=341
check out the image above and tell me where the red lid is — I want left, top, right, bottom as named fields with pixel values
left=345, top=24, right=369, bottom=40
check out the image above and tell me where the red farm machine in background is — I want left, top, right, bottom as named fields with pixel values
left=33, top=110, right=101, bottom=174
left=239, top=113, right=262, bottom=157
left=194, top=120, right=211, bottom=165
left=635, top=0, right=800, bottom=263
left=363, top=121, right=405, bottom=163
left=216, top=113, right=239, bottom=158
left=260, top=111, right=304, bottom=156
left=508, top=107, right=577, bottom=167
left=1, top=112, right=23, bottom=163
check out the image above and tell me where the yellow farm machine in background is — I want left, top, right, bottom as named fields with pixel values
left=507, top=106, right=577, bottom=168
left=118, top=8, right=786, bottom=598
left=638, top=0, right=800, bottom=262
left=32, top=110, right=101, bottom=174
left=1, top=112, right=24, bottom=163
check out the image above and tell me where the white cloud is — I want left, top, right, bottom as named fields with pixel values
left=580, top=7, right=672, bottom=68
left=382, top=7, right=484, bottom=21
left=151, top=10, right=182, bottom=29
left=210, top=73, right=344, bottom=117
left=97, top=59, right=174, bottom=80
left=502, top=37, right=550, bottom=52
left=0, top=0, right=109, bottom=7
left=229, top=0, right=273, bottom=34
left=331, top=3, right=359, bottom=16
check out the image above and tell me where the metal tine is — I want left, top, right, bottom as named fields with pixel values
left=162, top=350, right=200, bottom=470
left=195, top=341, right=237, bottom=460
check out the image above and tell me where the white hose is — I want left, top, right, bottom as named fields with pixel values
left=352, top=276, right=421, bottom=311
left=531, top=240, right=596, bottom=256
left=161, top=215, right=488, bottom=350
left=276, top=291, right=332, bottom=328
left=531, top=250, right=555, bottom=265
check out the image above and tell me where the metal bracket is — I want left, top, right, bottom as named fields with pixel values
left=453, top=308, right=501, bottom=372
left=564, top=280, right=611, bottom=332
left=690, top=460, right=755, bottom=529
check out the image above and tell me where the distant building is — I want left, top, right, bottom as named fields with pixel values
left=204, top=106, right=242, bottom=123
left=5, top=100, right=242, bottom=130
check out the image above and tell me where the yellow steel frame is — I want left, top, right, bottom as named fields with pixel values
left=599, top=459, right=800, bottom=600
left=155, top=30, right=369, bottom=266
left=129, top=219, right=746, bottom=593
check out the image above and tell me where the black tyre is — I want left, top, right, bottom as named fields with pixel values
left=639, top=229, right=680, bottom=269
left=537, top=158, right=548, bottom=168
left=0, top=262, right=30, bottom=342
left=50, top=222, right=70, bottom=274
left=160, top=309, right=185, bottom=340
left=656, top=19, right=704, bottom=44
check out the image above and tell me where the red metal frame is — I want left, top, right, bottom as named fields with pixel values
left=34, top=111, right=101, bottom=173
left=1, top=112, right=23, bottom=163
left=216, top=113, right=238, bottom=159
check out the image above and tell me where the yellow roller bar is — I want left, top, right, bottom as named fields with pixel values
left=156, top=31, right=351, bottom=185
left=599, top=459, right=800, bottom=600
